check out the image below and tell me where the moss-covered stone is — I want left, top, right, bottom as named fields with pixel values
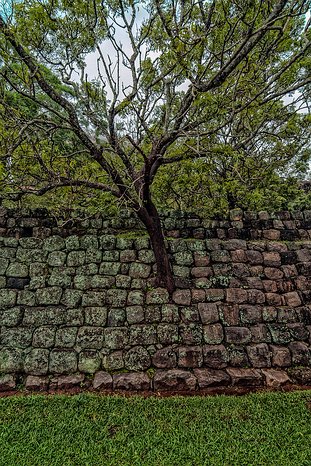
left=47, top=251, right=67, bottom=267
left=24, top=349, right=49, bottom=375
left=104, top=327, right=129, bottom=349
left=36, top=287, right=62, bottom=305
left=61, top=289, right=82, bottom=308
left=67, top=250, right=86, bottom=267
left=81, top=291, right=106, bottom=307
left=23, top=307, right=65, bottom=326
left=16, top=248, right=46, bottom=263
left=102, top=350, right=124, bottom=371
left=32, top=326, right=55, bottom=348
left=129, top=263, right=151, bottom=278
left=76, top=327, right=104, bottom=349
left=127, top=290, right=144, bottom=305
left=124, top=346, right=151, bottom=371
left=174, top=251, right=194, bottom=266
left=78, top=350, right=101, bottom=373
left=65, top=236, right=80, bottom=250
left=19, top=237, right=42, bottom=249
left=0, top=290, right=17, bottom=307
left=0, top=258, right=9, bottom=274
left=49, top=350, right=77, bottom=374
left=129, top=324, right=157, bottom=345
left=107, top=308, right=126, bottom=327
left=80, top=235, right=98, bottom=250
left=0, top=348, right=23, bottom=373
left=99, top=262, right=120, bottom=276
left=48, top=272, right=71, bottom=288
left=84, top=307, right=107, bottom=326
left=43, top=235, right=65, bottom=251
left=55, top=327, right=78, bottom=348
left=99, top=235, right=116, bottom=250
left=1, top=327, right=33, bottom=348
left=0, top=307, right=23, bottom=326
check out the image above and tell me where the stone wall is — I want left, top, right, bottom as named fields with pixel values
left=1, top=207, right=311, bottom=392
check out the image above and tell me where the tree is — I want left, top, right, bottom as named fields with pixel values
left=0, top=0, right=310, bottom=292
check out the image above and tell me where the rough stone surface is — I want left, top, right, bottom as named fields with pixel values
left=1, top=209, right=311, bottom=391
left=93, top=371, right=113, bottom=390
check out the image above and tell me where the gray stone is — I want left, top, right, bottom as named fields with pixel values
left=129, top=263, right=151, bottom=278
left=81, top=291, right=106, bottom=307
left=16, top=248, right=46, bottom=263
left=24, top=349, right=49, bottom=375
left=36, top=287, right=62, bottom=305
left=99, top=262, right=120, bottom=276
left=126, top=306, right=144, bottom=324
left=107, top=308, right=126, bottom=327
left=130, top=325, right=157, bottom=345
left=102, top=350, right=124, bottom=370
left=47, top=251, right=67, bottom=266
left=33, top=327, right=55, bottom=348
left=106, top=289, right=127, bottom=307
left=0, top=348, right=23, bottom=373
left=6, top=262, right=28, bottom=277
left=67, top=250, right=86, bottom=267
left=84, top=307, right=108, bottom=326
left=146, top=288, right=169, bottom=305
left=113, top=372, right=150, bottom=390
left=17, top=290, right=36, bottom=306
left=154, top=369, right=197, bottom=391
left=23, top=307, right=65, bottom=326
left=76, top=327, right=104, bottom=349
left=49, top=350, right=77, bottom=374
left=0, top=290, right=17, bottom=307
left=55, top=327, right=78, bottom=348
left=127, top=290, right=145, bottom=305
left=78, top=350, right=101, bottom=373
left=1, top=327, right=33, bottom=348
left=124, top=346, right=151, bottom=371
left=0, top=307, right=23, bottom=326
left=104, top=327, right=129, bottom=349
left=93, top=371, right=113, bottom=390
left=43, top=235, right=65, bottom=251
left=65, top=236, right=80, bottom=250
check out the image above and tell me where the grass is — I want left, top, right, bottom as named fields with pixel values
left=1, top=391, right=311, bottom=465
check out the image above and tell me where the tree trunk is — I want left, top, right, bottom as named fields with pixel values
left=137, top=203, right=175, bottom=294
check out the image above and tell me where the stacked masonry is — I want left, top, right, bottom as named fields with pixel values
left=0, top=207, right=311, bottom=392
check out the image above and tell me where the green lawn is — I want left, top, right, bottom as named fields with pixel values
left=1, top=391, right=311, bottom=466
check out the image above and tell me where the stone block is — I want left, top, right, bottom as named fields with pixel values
left=248, top=290, right=265, bottom=304
left=203, top=324, right=224, bottom=344
left=246, top=343, right=271, bottom=368
left=261, top=369, right=290, bottom=388
left=99, top=262, right=120, bottom=276
left=127, top=290, right=145, bottom=305
left=289, top=341, right=311, bottom=365
left=284, top=292, right=302, bottom=308
left=24, top=349, right=50, bottom=375
left=239, top=305, right=262, bottom=324
left=178, top=346, right=203, bottom=368
left=226, top=368, right=263, bottom=386
left=82, top=291, right=106, bottom=307
left=250, top=324, right=271, bottom=343
left=57, top=374, right=84, bottom=389
left=146, top=288, right=169, bottom=305
left=104, top=327, right=129, bottom=349
left=113, top=372, right=150, bottom=391
left=270, top=345, right=291, bottom=367
left=203, top=344, right=228, bottom=369
left=67, top=250, right=86, bottom=267
left=152, top=348, right=177, bottom=368
left=154, top=369, right=197, bottom=391
left=194, top=368, right=230, bottom=388
left=107, top=308, right=126, bottom=327
left=269, top=324, right=292, bottom=344
left=128, top=263, right=151, bottom=278
left=219, top=304, right=240, bottom=326
left=0, top=289, right=17, bottom=307
left=161, top=304, right=179, bottom=323
left=264, top=267, right=284, bottom=280
left=130, top=324, right=157, bottom=345
left=172, top=289, right=191, bottom=305
left=1, top=327, right=33, bottom=348
left=36, top=287, right=62, bottom=305
left=102, top=350, right=124, bottom=371
left=24, top=375, right=49, bottom=391
left=124, top=346, right=151, bottom=371
left=226, top=288, right=247, bottom=304
left=198, top=303, right=218, bottom=324
left=49, top=350, right=77, bottom=374
left=206, top=289, right=225, bottom=302
left=179, top=323, right=202, bottom=345
left=61, top=289, right=82, bottom=308
left=0, top=374, right=16, bottom=391
left=32, top=327, right=55, bottom=348
left=93, top=371, right=113, bottom=390
left=225, top=327, right=251, bottom=344
left=0, top=307, right=23, bottom=326
left=76, top=327, right=104, bottom=349
left=191, top=289, right=206, bottom=303
left=78, top=350, right=101, bottom=373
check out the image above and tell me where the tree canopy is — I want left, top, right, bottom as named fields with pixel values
left=0, top=0, right=310, bottom=290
